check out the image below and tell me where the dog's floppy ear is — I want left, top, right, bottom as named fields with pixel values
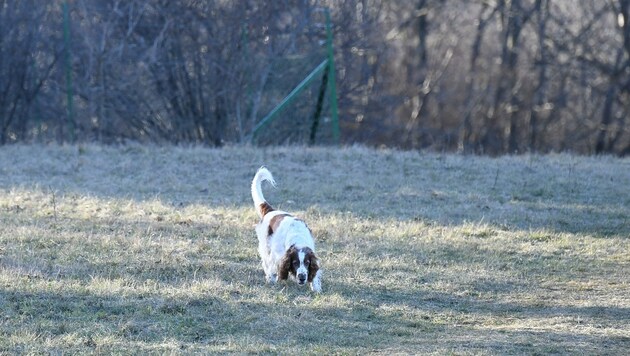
left=306, top=250, right=320, bottom=283
left=278, top=246, right=296, bottom=281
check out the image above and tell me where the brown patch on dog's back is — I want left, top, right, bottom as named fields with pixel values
left=268, top=214, right=291, bottom=236
left=259, top=202, right=274, bottom=217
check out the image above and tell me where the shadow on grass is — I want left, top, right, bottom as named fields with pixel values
left=319, top=279, right=629, bottom=352
left=2, top=277, right=628, bottom=353
left=331, top=279, right=630, bottom=325
left=1, top=146, right=629, bottom=238
left=306, top=188, right=630, bottom=238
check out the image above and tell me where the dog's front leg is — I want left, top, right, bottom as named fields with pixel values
left=266, top=268, right=278, bottom=284
left=262, top=256, right=278, bottom=284
left=310, top=270, right=322, bottom=293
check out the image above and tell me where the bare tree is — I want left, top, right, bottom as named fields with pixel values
left=1, top=0, right=630, bottom=154
left=0, top=1, right=59, bottom=143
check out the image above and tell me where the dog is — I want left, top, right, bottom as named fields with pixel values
left=251, top=166, right=322, bottom=293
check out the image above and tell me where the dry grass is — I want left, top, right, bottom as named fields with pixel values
left=0, top=144, right=629, bottom=354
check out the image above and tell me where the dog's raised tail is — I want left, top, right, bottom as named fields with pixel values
left=251, top=166, right=276, bottom=218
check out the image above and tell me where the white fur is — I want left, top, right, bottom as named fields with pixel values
left=251, top=167, right=275, bottom=218
left=251, top=167, right=322, bottom=293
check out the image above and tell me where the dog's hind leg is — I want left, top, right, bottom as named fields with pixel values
left=256, top=224, right=276, bottom=283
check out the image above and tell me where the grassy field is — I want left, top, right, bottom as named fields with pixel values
left=0, top=144, right=628, bottom=354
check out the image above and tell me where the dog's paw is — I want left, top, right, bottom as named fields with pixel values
left=310, top=279, right=322, bottom=293
left=266, top=273, right=278, bottom=284
left=310, top=283, right=322, bottom=293
left=310, top=270, right=322, bottom=293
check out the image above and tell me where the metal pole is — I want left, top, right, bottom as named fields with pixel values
left=251, top=59, right=329, bottom=140
left=310, top=68, right=329, bottom=144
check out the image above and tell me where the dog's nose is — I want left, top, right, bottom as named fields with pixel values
left=298, top=273, right=307, bottom=283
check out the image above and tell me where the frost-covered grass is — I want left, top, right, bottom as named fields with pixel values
left=0, top=145, right=628, bottom=354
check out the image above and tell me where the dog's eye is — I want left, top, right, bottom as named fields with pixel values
left=304, top=260, right=310, bottom=266
left=292, top=260, right=299, bottom=266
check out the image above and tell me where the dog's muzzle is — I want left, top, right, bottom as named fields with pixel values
left=297, top=273, right=307, bottom=285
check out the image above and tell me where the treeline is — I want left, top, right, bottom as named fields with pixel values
left=1, top=1, right=629, bottom=155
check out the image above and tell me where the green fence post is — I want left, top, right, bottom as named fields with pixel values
left=250, top=7, right=339, bottom=145
left=251, top=59, right=329, bottom=141
left=310, top=68, right=329, bottom=145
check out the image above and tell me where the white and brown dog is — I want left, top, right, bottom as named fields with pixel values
left=251, top=166, right=322, bottom=293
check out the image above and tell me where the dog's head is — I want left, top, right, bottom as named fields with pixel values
left=279, top=245, right=319, bottom=286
